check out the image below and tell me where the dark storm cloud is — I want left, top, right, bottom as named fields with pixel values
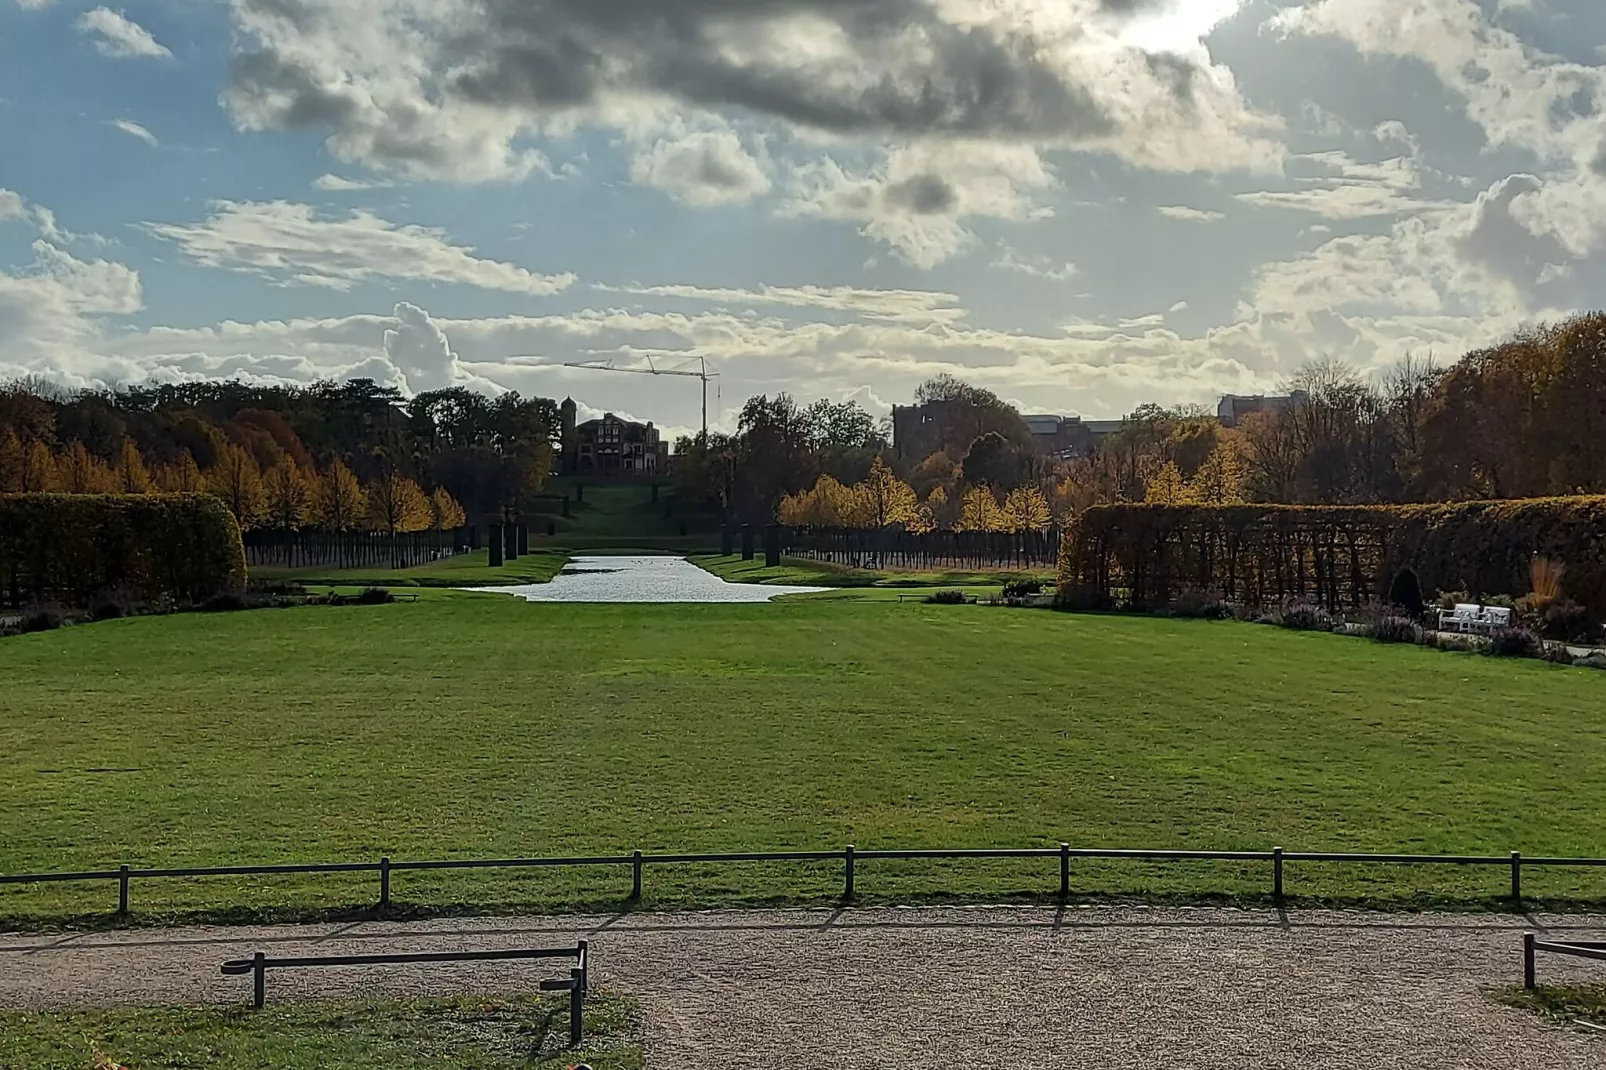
left=230, top=0, right=1146, bottom=144
left=440, top=0, right=1116, bottom=139
left=884, top=173, right=957, bottom=214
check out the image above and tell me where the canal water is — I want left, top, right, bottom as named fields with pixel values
left=477, top=555, right=829, bottom=603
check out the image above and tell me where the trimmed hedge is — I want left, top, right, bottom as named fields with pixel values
left=1058, top=498, right=1606, bottom=619
left=0, top=493, right=247, bottom=609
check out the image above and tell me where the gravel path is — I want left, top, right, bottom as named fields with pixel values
left=3, top=905, right=1603, bottom=1068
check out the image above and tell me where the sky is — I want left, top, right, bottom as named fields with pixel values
left=3, top=0, right=1606, bottom=437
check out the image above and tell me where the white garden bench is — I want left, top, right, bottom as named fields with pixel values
left=1437, top=603, right=1513, bottom=634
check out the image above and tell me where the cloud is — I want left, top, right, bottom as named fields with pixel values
left=312, top=174, right=393, bottom=192
left=143, top=201, right=577, bottom=295
left=76, top=7, right=172, bottom=59
left=222, top=0, right=1282, bottom=182
left=993, top=248, right=1078, bottom=281
left=1157, top=205, right=1224, bottom=222
left=1272, top=0, right=1606, bottom=168
left=597, top=282, right=966, bottom=324
left=784, top=143, right=1057, bottom=267
left=0, top=189, right=24, bottom=222
left=0, top=230, right=143, bottom=382
left=379, top=301, right=503, bottom=394
left=108, top=118, right=159, bottom=146
left=629, top=130, right=770, bottom=206
left=64, top=289, right=1514, bottom=424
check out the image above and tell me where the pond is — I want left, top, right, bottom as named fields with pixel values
left=477, top=555, right=829, bottom=603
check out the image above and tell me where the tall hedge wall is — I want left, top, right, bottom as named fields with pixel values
left=0, top=493, right=247, bottom=609
left=1058, top=498, right=1606, bottom=617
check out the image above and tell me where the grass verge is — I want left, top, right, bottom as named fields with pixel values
left=692, top=553, right=1055, bottom=588
left=250, top=549, right=569, bottom=588
left=1494, top=984, right=1606, bottom=1032
left=0, top=994, right=640, bottom=1069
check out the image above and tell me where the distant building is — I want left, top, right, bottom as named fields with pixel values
left=558, top=398, right=669, bottom=476
left=1021, top=414, right=1097, bottom=460
left=891, top=400, right=957, bottom=460
left=1217, top=391, right=1309, bottom=428
left=893, top=400, right=1125, bottom=461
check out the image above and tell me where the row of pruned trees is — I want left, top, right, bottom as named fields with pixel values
left=778, top=457, right=1055, bottom=533
left=0, top=430, right=465, bottom=535
left=0, top=377, right=554, bottom=525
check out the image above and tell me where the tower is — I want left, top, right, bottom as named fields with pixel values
left=559, top=397, right=578, bottom=475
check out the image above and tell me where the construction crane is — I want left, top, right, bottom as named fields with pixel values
left=526, top=355, right=719, bottom=437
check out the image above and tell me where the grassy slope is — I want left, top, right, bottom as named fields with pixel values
left=693, top=553, right=1056, bottom=588
left=3, top=599, right=1605, bottom=922
left=251, top=548, right=569, bottom=587
left=530, top=480, right=721, bottom=552
left=0, top=995, right=640, bottom=1070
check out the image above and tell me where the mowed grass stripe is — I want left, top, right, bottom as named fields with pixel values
left=2, top=597, right=1603, bottom=919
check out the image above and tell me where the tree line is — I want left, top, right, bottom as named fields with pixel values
left=685, top=310, right=1606, bottom=534
left=0, top=377, right=553, bottom=532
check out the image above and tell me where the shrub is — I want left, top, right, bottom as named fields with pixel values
left=200, top=593, right=248, bottom=613
left=1003, top=580, right=1044, bottom=599
left=1370, top=615, right=1422, bottom=644
left=1486, top=626, right=1541, bottom=658
left=355, top=587, right=395, bottom=605
left=88, top=597, right=125, bottom=622
left=1166, top=587, right=1229, bottom=619
left=1531, top=556, right=1566, bottom=605
left=0, top=493, right=246, bottom=610
left=1539, top=598, right=1593, bottom=643
left=1054, top=584, right=1114, bottom=612
left=1436, top=589, right=1473, bottom=612
left=1277, top=602, right=1331, bottom=632
left=926, top=589, right=968, bottom=604
left=20, top=606, right=62, bottom=633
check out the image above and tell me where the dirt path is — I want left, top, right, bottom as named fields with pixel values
left=3, top=905, right=1602, bottom=1068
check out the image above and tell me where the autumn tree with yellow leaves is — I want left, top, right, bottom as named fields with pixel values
left=208, top=443, right=266, bottom=529
left=262, top=461, right=313, bottom=530
left=430, top=486, right=468, bottom=531
left=312, top=460, right=368, bottom=531
left=114, top=438, right=154, bottom=494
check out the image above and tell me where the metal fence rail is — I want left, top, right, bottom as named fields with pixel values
left=9, top=844, right=1606, bottom=917
left=221, top=942, right=590, bottom=1043
left=1522, top=933, right=1606, bottom=989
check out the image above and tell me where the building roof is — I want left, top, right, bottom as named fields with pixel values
left=1023, top=414, right=1064, bottom=435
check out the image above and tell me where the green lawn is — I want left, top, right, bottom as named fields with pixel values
left=693, top=553, right=1056, bottom=589
left=0, top=995, right=639, bottom=1069
left=251, top=548, right=568, bottom=587
left=3, top=595, right=1606, bottom=925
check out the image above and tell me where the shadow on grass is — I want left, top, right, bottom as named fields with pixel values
left=8, top=889, right=1606, bottom=937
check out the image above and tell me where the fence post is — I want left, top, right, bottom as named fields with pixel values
left=117, top=863, right=130, bottom=915
left=252, top=951, right=267, bottom=1009
left=631, top=850, right=643, bottom=901
left=569, top=945, right=587, bottom=1046
left=1272, top=847, right=1284, bottom=900
left=843, top=844, right=856, bottom=900
left=1059, top=843, right=1070, bottom=898
left=379, top=857, right=391, bottom=908
left=1510, top=851, right=1522, bottom=902
left=1524, top=932, right=1536, bottom=989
